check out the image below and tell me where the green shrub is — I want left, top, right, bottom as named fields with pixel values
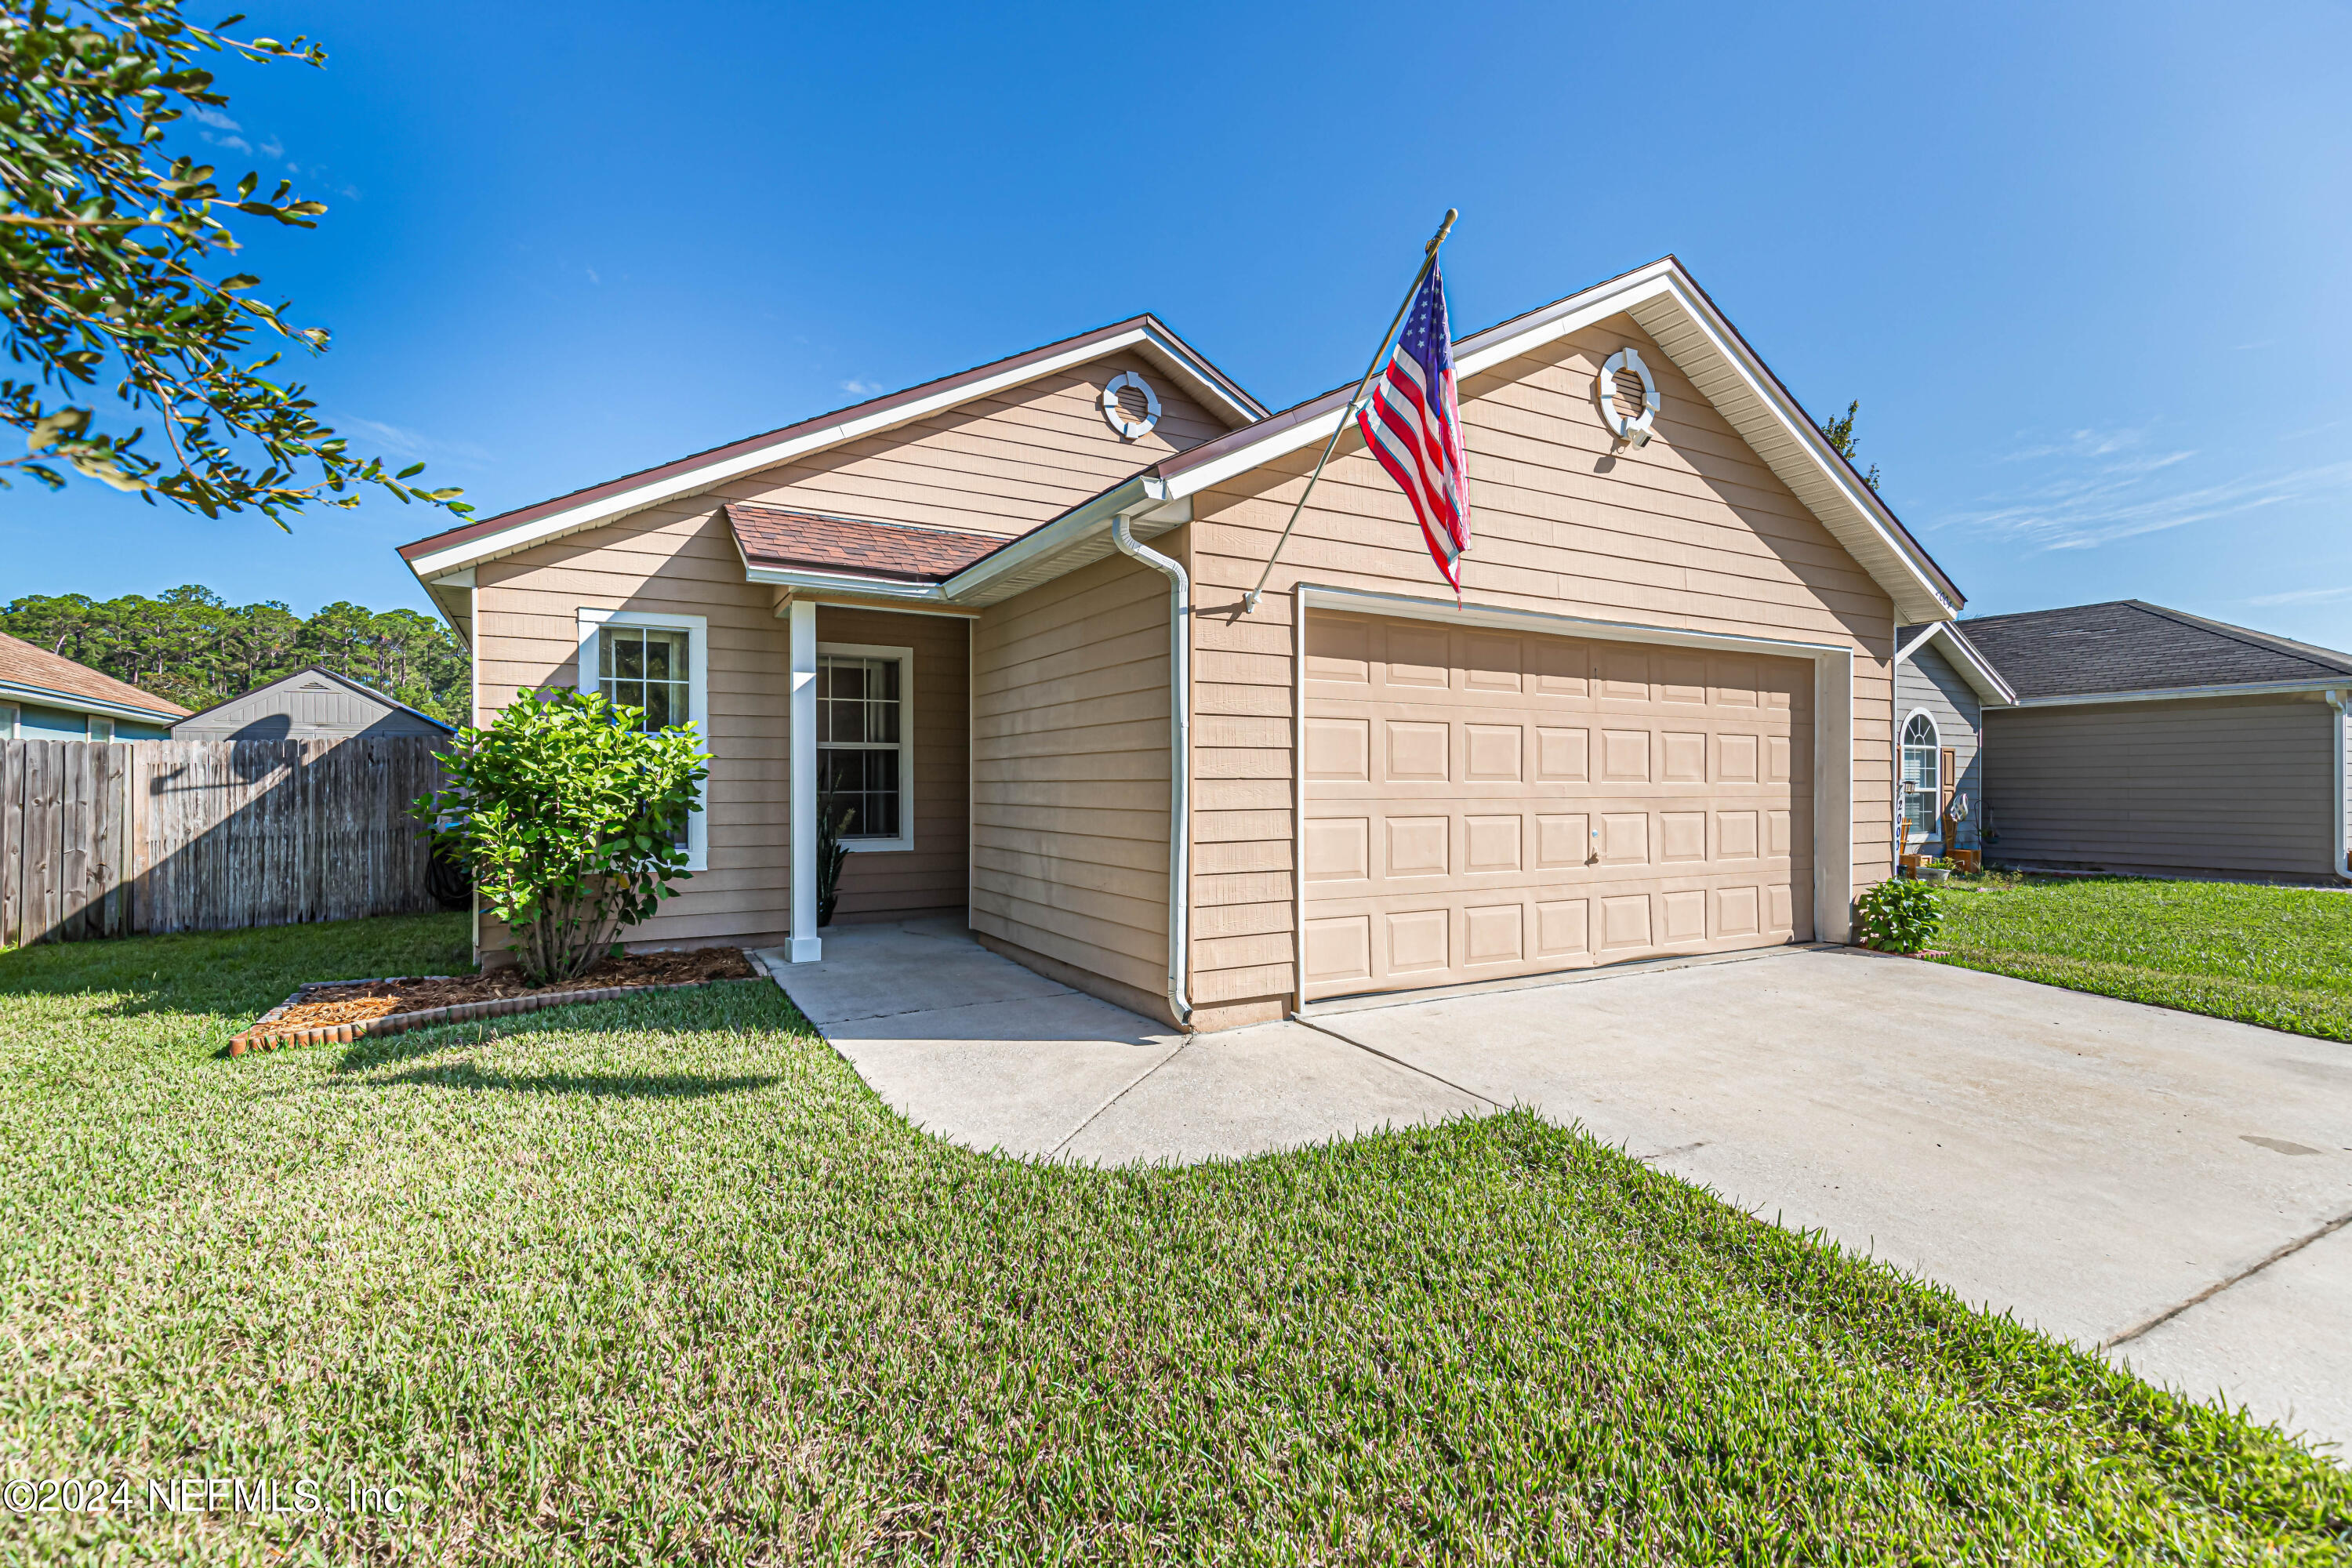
left=416, top=687, right=707, bottom=982
left=1855, top=877, right=1943, bottom=953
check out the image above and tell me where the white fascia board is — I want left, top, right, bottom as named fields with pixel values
left=940, top=475, right=1163, bottom=601
left=409, top=327, right=1216, bottom=580
left=1298, top=584, right=1850, bottom=660
left=1895, top=622, right=2017, bottom=707
left=2015, top=678, right=2351, bottom=708
left=1135, top=324, right=1263, bottom=426
left=744, top=565, right=952, bottom=602
left=0, top=678, right=181, bottom=726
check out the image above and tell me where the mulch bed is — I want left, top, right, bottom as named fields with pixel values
left=230, top=947, right=760, bottom=1056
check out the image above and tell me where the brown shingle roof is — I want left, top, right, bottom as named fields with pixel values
left=727, top=505, right=1008, bottom=583
left=0, top=630, right=190, bottom=718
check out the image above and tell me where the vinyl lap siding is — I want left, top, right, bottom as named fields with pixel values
left=474, top=504, right=792, bottom=949
left=739, top=350, right=1229, bottom=539
left=1984, top=695, right=2334, bottom=877
left=1179, top=314, right=1896, bottom=1029
left=1896, top=642, right=1981, bottom=848
left=968, top=551, right=1174, bottom=1022
left=815, top=605, right=968, bottom=922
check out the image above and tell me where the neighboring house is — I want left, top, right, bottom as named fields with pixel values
left=1961, top=600, right=2352, bottom=883
left=1892, top=621, right=2016, bottom=858
left=171, top=667, right=455, bottom=742
left=397, top=258, right=1966, bottom=1029
left=0, top=630, right=187, bottom=741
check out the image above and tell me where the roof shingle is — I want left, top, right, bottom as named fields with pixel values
left=0, top=630, right=189, bottom=719
left=1957, top=601, right=2352, bottom=700
left=726, top=505, right=1008, bottom=583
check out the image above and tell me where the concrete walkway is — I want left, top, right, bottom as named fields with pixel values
left=751, top=918, right=1480, bottom=1163
left=757, top=921, right=2352, bottom=1460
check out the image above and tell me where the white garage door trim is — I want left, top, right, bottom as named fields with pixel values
left=1290, top=585, right=1857, bottom=997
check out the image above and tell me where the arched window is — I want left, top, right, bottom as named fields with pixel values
left=1900, top=712, right=1940, bottom=841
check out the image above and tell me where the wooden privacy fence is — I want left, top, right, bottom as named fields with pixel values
left=0, top=737, right=449, bottom=947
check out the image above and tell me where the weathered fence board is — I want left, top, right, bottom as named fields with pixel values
left=0, top=737, right=448, bottom=947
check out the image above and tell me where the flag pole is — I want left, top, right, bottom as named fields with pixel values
left=1242, top=208, right=1457, bottom=615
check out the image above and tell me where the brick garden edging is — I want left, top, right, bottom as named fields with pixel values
left=229, top=974, right=746, bottom=1056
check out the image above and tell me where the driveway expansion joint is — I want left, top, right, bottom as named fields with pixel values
left=2102, top=1204, right=2352, bottom=1349
left=1286, top=1012, right=1504, bottom=1109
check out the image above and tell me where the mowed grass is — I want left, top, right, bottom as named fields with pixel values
left=1930, top=874, right=2352, bottom=1042
left=2, top=917, right=2347, bottom=1563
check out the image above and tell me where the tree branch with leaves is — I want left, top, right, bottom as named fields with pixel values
left=0, top=0, right=468, bottom=523
left=1817, top=399, right=1881, bottom=492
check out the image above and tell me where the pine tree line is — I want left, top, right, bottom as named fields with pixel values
left=0, top=586, right=470, bottom=724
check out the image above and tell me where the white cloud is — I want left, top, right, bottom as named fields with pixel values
left=839, top=379, right=882, bottom=396
left=337, top=416, right=492, bottom=467
left=1935, top=425, right=2352, bottom=551
left=2248, top=585, right=2352, bottom=607
left=187, top=106, right=241, bottom=131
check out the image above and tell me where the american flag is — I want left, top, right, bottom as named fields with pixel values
left=1356, top=258, right=1469, bottom=593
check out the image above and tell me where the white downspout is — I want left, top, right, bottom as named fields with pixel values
left=1112, top=512, right=1193, bottom=1028
left=2328, top=690, right=2351, bottom=883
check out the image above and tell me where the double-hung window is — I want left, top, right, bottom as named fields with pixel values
left=816, top=644, right=913, bottom=851
left=1900, top=712, right=1940, bottom=843
left=577, top=608, right=709, bottom=870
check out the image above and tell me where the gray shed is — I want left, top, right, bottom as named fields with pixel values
left=171, top=667, right=456, bottom=742
left=1959, top=601, right=2352, bottom=884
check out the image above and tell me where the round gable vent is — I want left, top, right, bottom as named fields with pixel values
left=1597, top=347, right=1661, bottom=448
left=1100, top=371, right=1162, bottom=441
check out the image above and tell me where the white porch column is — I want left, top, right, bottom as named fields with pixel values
left=788, top=597, right=822, bottom=963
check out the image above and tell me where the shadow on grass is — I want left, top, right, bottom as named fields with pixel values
left=365, top=1060, right=782, bottom=1098
left=0, top=913, right=474, bottom=1025
left=321, top=978, right=799, bottom=1076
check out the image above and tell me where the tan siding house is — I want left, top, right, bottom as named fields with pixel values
left=401, top=262, right=1966, bottom=1026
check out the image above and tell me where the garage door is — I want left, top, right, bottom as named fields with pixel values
left=1301, top=612, right=1813, bottom=1001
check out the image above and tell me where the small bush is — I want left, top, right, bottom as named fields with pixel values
left=1856, top=877, right=1943, bottom=953
left=417, top=686, right=707, bottom=982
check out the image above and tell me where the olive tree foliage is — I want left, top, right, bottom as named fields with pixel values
left=0, top=0, right=468, bottom=522
left=416, top=688, right=707, bottom=985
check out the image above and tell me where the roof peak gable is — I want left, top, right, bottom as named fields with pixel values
left=1147, top=256, right=1962, bottom=622
left=397, top=314, right=1262, bottom=581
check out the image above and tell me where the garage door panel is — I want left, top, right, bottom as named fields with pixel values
left=1301, top=612, right=1815, bottom=1000
left=1536, top=726, right=1589, bottom=781
left=1601, top=729, right=1651, bottom=782
left=1305, top=717, right=1370, bottom=782
left=1464, top=724, right=1524, bottom=782
left=1385, top=721, right=1449, bottom=782
left=1386, top=815, right=1449, bottom=878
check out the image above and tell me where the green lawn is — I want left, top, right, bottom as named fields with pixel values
left=2, top=916, right=2347, bottom=1562
left=1929, top=873, right=2352, bottom=1041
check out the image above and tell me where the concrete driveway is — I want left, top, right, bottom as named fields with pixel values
left=760, top=921, right=2352, bottom=1460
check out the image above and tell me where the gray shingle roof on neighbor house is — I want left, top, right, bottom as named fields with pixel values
left=1957, top=600, right=2352, bottom=702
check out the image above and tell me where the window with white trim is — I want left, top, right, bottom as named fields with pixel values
left=1900, top=712, right=1940, bottom=841
left=1, top=702, right=18, bottom=739
left=817, top=644, right=913, bottom=851
left=577, top=608, right=710, bottom=871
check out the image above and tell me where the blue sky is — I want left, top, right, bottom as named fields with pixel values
left=8, top=1, right=2351, bottom=647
